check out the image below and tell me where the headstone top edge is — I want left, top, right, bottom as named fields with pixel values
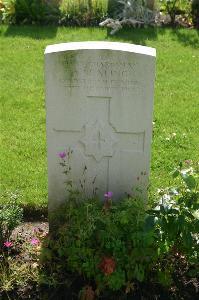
left=45, top=41, right=156, bottom=57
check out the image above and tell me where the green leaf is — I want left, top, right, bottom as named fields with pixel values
left=172, top=169, right=180, bottom=178
left=144, top=215, right=155, bottom=232
left=181, top=173, right=196, bottom=190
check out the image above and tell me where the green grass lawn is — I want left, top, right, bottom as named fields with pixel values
left=0, top=25, right=199, bottom=208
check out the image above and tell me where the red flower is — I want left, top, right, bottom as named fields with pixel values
left=99, top=256, right=116, bottom=276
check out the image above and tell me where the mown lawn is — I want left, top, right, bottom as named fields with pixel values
left=0, top=25, right=198, bottom=208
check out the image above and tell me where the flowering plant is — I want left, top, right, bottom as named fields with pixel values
left=43, top=158, right=198, bottom=296
left=45, top=193, right=160, bottom=292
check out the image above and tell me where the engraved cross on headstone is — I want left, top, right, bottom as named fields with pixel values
left=53, top=96, right=144, bottom=163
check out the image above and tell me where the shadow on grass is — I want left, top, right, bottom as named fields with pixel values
left=106, top=27, right=159, bottom=46
left=3, top=25, right=199, bottom=48
left=170, top=28, right=199, bottom=48
left=4, top=25, right=58, bottom=39
left=107, top=26, right=199, bottom=48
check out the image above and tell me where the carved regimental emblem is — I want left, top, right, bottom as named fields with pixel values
left=80, top=120, right=118, bottom=162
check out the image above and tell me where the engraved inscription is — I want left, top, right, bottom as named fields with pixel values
left=64, top=79, right=138, bottom=89
left=63, top=58, right=136, bottom=77
left=60, top=55, right=138, bottom=90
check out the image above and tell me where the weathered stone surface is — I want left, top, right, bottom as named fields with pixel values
left=45, top=42, right=156, bottom=208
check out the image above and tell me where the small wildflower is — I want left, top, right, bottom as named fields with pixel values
left=104, top=191, right=113, bottom=198
left=30, top=238, right=40, bottom=246
left=3, top=241, right=13, bottom=248
left=58, top=151, right=67, bottom=159
left=171, top=132, right=176, bottom=137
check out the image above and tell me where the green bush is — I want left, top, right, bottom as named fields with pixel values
left=13, top=0, right=60, bottom=25
left=150, top=162, right=199, bottom=276
left=59, top=0, right=107, bottom=26
left=0, top=0, right=15, bottom=23
left=45, top=197, right=159, bottom=292
left=0, top=193, right=23, bottom=245
left=159, top=0, right=191, bottom=25
left=191, top=0, right=199, bottom=27
left=42, top=161, right=199, bottom=295
left=1, top=0, right=107, bottom=25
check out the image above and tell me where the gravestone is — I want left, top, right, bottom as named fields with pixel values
left=45, top=42, right=156, bottom=209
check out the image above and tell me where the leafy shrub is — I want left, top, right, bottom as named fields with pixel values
left=45, top=196, right=160, bottom=292
left=0, top=0, right=61, bottom=24
left=0, top=192, right=23, bottom=246
left=159, top=0, right=190, bottom=25
left=1, top=0, right=107, bottom=25
left=0, top=0, right=15, bottom=23
left=150, top=162, right=199, bottom=278
left=191, top=0, right=199, bottom=27
left=0, top=0, right=5, bottom=22
left=43, top=157, right=198, bottom=295
left=59, top=0, right=107, bottom=26
left=13, top=0, right=60, bottom=25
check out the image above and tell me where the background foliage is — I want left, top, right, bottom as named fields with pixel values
left=0, top=0, right=108, bottom=25
left=0, top=0, right=198, bottom=26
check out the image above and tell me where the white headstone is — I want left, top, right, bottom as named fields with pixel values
left=45, top=42, right=156, bottom=209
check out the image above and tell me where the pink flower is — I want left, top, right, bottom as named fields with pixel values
left=104, top=191, right=113, bottom=199
left=3, top=241, right=13, bottom=248
left=30, top=238, right=40, bottom=246
left=58, top=151, right=67, bottom=159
